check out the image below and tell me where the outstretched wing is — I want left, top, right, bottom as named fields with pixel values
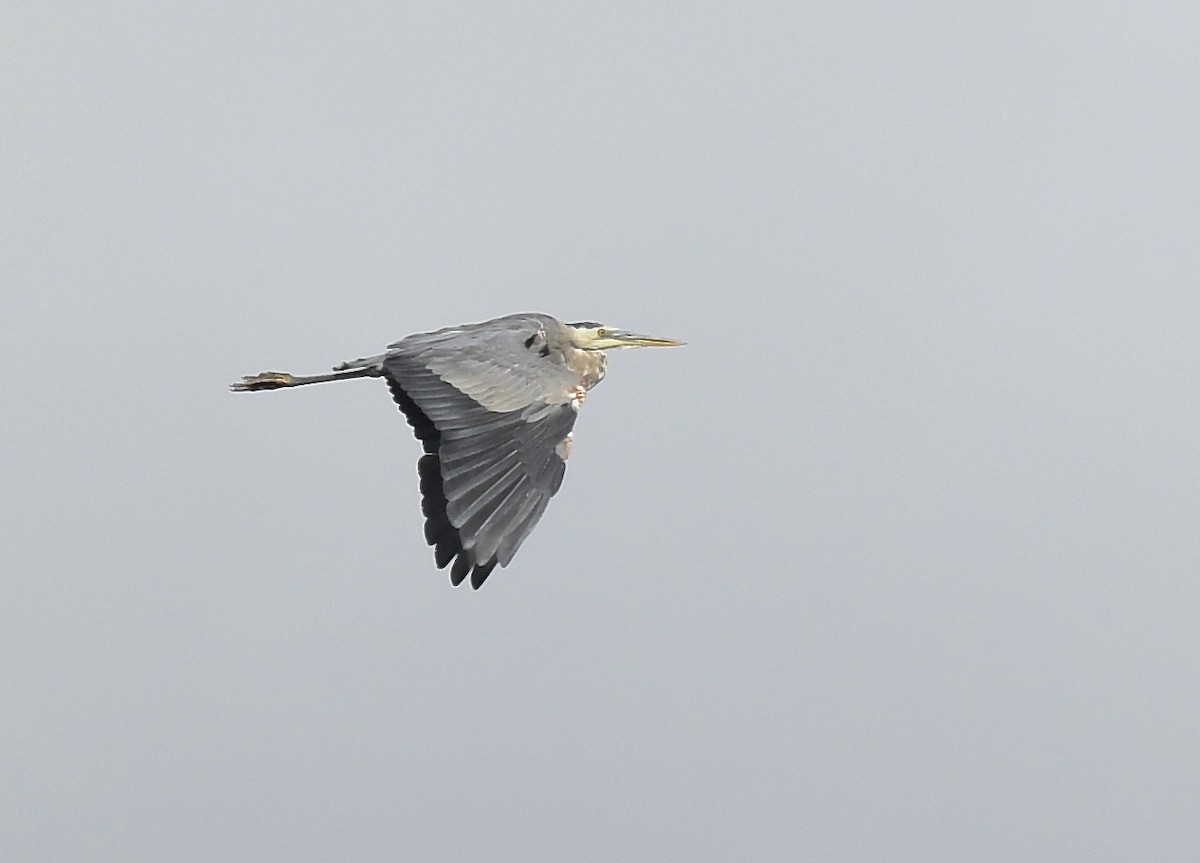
left=383, top=315, right=581, bottom=589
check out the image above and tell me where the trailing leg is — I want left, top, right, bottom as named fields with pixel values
left=230, top=365, right=382, bottom=392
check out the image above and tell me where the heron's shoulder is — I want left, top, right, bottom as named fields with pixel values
left=387, top=313, right=558, bottom=351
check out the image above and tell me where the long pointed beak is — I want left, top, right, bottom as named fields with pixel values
left=611, top=330, right=687, bottom=347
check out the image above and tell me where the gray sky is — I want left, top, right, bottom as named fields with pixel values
left=3, top=1, right=1199, bottom=859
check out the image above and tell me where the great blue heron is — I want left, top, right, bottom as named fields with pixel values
left=232, top=313, right=684, bottom=588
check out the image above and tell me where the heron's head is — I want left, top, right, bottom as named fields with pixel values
left=566, top=322, right=686, bottom=351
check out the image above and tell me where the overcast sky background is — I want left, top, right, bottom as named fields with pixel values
left=3, top=1, right=1199, bottom=860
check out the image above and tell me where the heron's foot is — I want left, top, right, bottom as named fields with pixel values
left=230, top=371, right=296, bottom=392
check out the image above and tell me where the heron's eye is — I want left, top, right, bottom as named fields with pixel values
left=597, top=328, right=607, bottom=337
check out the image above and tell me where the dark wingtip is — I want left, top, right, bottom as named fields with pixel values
left=387, top=371, right=480, bottom=589
left=471, top=560, right=498, bottom=590
left=433, top=540, right=457, bottom=569
left=447, top=552, right=498, bottom=589
left=449, top=554, right=471, bottom=587
left=386, top=368, right=512, bottom=591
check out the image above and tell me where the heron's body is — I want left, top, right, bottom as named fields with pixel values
left=232, top=313, right=683, bottom=588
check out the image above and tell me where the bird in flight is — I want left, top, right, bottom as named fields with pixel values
left=232, top=313, right=684, bottom=588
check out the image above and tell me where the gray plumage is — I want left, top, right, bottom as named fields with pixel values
left=231, top=313, right=683, bottom=589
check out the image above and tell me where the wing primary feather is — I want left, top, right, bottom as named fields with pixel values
left=450, top=554, right=472, bottom=586
left=497, top=494, right=552, bottom=566
left=446, top=458, right=520, bottom=506
left=470, top=560, right=498, bottom=590
left=434, top=540, right=457, bottom=569
left=469, top=482, right=531, bottom=563
left=441, top=448, right=520, bottom=485
left=447, top=465, right=524, bottom=529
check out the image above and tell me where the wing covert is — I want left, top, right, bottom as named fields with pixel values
left=389, top=314, right=579, bottom=412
